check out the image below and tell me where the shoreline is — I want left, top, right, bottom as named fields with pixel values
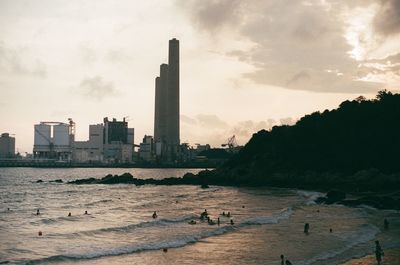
left=340, top=248, right=400, bottom=265
left=65, top=172, right=400, bottom=210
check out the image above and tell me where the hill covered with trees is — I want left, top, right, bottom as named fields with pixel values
left=199, top=90, right=400, bottom=191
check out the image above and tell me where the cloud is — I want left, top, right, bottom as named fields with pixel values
left=373, top=0, right=400, bottom=36
left=0, top=42, right=47, bottom=78
left=181, top=114, right=295, bottom=147
left=78, top=76, right=119, bottom=100
left=178, top=0, right=398, bottom=93
left=195, top=114, right=229, bottom=129
left=180, top=114, right=197, bottom=125
left=177, top=0, right=242, bottom=32
left=358, top=52, right=400, bottom=86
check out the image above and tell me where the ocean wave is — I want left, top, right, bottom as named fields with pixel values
left=46, top=214, right=199, bottom=237
left=297, top=223, right=380, bottom=265
left=19, top=226, right=234, bottom=265
left=20, top=208, right=293, bottom=264
left=296, top=190, right=324, bottom=205
left=39, top=215, right=80, bottom=224
left=83, top=199, right=113, bottom=207
left=241, top=207, right=293, bottom=225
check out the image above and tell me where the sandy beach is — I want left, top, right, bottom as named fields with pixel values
left=341, top=249, right=400, bottom=265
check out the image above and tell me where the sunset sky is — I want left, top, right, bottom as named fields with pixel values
left=0, top=0, right=399, bottom=153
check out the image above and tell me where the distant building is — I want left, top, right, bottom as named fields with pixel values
left=196, top=144, right=210, bottom=153
left=72, top=117, right=135, bottom=164
left=33, top=120, right=75, bottom=160
left=0, top=133, right=15, bottom=158
left=73, top=124, right=104, bottom=162
left=103, top=117, right=134, bottom=163
left=139, top=135, right=154, bottom=161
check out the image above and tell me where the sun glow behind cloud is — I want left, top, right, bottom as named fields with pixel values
left=344, top=4, right=378, bottom=61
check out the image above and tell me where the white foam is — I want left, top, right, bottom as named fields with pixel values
left=241, top=207, right=293, bottom=225
left=296, top=190, right=324, bottom=205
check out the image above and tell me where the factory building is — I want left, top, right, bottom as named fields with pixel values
left=0, top=133, right=15, bottom=158
left=154, top=38, right=180, bottom=162
left=139, top=135, right=154, bottom=162
left=73, top=124, right=104, bottom=162
left=33, top=120, right=75, bottom=160
left=72, top=117, right=135, bottom=164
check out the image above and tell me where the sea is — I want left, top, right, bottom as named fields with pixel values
left=0, top=168, right=399, bottom=265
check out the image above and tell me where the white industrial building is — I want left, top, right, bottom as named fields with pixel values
left=33, top=120, right=75, bottom=160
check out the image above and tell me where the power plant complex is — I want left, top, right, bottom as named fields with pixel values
left=0, top=38, right=241, bottom=167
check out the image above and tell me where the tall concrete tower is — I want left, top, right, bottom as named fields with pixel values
left=158, top=63, right=168, bottom=143
left=153, top=76, right=160, bottom=141
left=166, top=38, right=180, bottom=159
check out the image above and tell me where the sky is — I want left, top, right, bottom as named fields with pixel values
left=0, top=0, right=399, bottom=154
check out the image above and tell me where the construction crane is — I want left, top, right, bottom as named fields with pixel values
left=221, top=135, right=238, bottom=150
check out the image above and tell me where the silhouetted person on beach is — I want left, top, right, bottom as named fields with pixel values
left=329, top=228, right=333, bottom=233
left=375, top=240, right=384, bottom=265
left=384, top=219, right=389, bottom=230
left=152, top=211, right=157, bottom=218
left=304, top=223, right=309, bottom=234
left=36, top=209, right=40, bottom=215
left=68, top=212, right=71, bottom=217
left=84, top=210, right=88, bottom=215
left=280, top=254, right=285, bottom=265
left=217, top=217, right=220, bottom=226
left=227, top=212, right=231, bottom=217
left=230, top=219, right=234, bottom=225
left=200, top=209, right=208, bottom=220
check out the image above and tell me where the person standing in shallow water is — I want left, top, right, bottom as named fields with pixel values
left=375, top=240, right=384, bottom=265
left=384, top=219, right=389, bottom=230
left=280, top=254, right=285, bottom=265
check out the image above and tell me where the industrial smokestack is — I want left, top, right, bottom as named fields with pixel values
left=166, top=38, right=180, bottom=158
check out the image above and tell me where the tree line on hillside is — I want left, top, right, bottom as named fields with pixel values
left=204, top=90, right=400, bottom=190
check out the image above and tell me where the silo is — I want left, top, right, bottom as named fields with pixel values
left=34, top=124, right=51, bottom=151
left=53, top=124, right=70, bottom=148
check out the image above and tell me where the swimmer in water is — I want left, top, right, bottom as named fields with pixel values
left=304, top=223, right=310, bottom=234
left=280, top=254, right=285, bottom=265
left=230, top=219, right=234, bottom=225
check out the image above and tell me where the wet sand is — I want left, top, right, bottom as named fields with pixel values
left=341, top=249, right=400, bottom=265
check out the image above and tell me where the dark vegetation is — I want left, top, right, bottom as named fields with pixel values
left=202, top=90, right=400, bottom=191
